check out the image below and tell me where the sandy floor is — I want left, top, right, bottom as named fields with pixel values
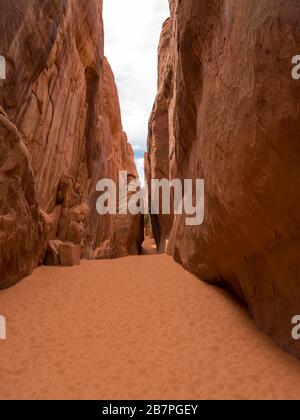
left=1, top=245, right=300, bottom=400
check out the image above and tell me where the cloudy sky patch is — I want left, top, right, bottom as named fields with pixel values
left=103, top=0, right=170, bottom=184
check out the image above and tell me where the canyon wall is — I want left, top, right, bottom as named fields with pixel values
left=147, top=0, right=300, bottom=357
left=0, top=0, right=143, bottom=288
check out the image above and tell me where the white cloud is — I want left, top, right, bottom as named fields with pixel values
left=135, top=157, right=145, bottom=186
left=103, top=0, right=170, bottom=182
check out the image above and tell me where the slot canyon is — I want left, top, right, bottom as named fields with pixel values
left=1, top=0, right=300, bottom=400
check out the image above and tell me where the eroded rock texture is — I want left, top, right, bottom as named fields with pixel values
left=148, top=0, right=300, bottom=357
left=0, top=0, right=143, bottom=288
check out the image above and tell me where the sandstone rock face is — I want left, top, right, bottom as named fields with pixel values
left=148, top=0, right=300, bottom=357
left=0, top=107, right=46, bottom=288
left=0, top=0, right=143, bottom=287
left=146, top=18, right=173, bottom=253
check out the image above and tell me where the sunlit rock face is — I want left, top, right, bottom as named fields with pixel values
left=0, top=0, right=143, bottom=288
left=147, top=0, right=300, bottom=357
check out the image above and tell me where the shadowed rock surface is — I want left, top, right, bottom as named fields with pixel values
left=0, top=0, right=143, bottom=288
left=147, top=0, right=300, bottom=357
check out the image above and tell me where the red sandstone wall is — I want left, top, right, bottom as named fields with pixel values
left=147, top=0, right=300, bottom=357
left=0, top=0, right=143, bottom=288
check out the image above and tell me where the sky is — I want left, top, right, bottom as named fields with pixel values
left=103, top=0, right=170, bottom=185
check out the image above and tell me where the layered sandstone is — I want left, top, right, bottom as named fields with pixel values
left=0, top=0, right=143, bottom=288
left=148, top=0, right=300, bottom=357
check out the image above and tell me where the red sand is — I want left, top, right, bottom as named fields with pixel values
left=1, top=246, right=300, bottom=400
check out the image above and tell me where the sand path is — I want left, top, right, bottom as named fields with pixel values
left=1, top=245, right=300, bottom=400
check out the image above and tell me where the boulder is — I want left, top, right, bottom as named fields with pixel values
left=59, top=243, right=81, bottom=267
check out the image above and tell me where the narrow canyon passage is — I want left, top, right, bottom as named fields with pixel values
left=1, top=0, right=300, bottom=402
left=1, top=247, right=300, bottom=400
